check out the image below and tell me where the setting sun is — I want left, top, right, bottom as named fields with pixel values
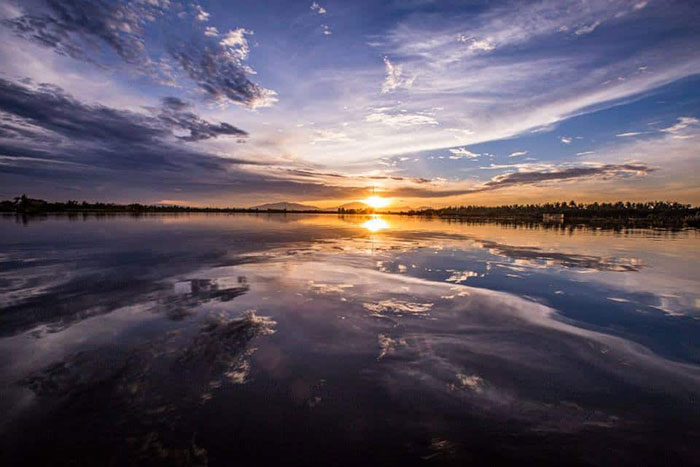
left=363, top=196, right=391, bottom=209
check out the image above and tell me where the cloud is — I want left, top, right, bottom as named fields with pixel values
left=508, top=151, right=528, bottom=158
left=349, top=0, right=700, bottom=165
left=381, top=57, right=414, bottom=93
left=194, top=4, right=210, bottom=21
left=661, top=117, right=699, bottom=138
left=219, top=28, right=252, bottom=59
left=3, top=0, right=166, bottom=65
left=311, top=129, right=351, bottom=144
left=204, top=26, right=220, bottom=37
left=171, top=40, right=278, bottom=108
left=0, top=78, right=249, bottom=170
left=310, top=2, right=327, bottom=15
left=158, top=97, right=248, bottom=142
left=449, top=147, right=480, bottom=160
left=4, top=0, right=277, bottom=108
left=457, top=35, right=495, bottom=52
left=560, top=136, right=572, bottom=144
left=575, top=20, right=601, bottom=35
left=321, top=24, right=332, bottom=36
left=616, top=132, right=644, bottom=137
left=481, top=163, right=654, bottom=191
left=386, top=163, right=655, bottom=198
left=366, top=111, right=438, bottom=127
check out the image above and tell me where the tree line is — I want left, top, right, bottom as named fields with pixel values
left=2, top=195, right=698, bottom=226
left=404, top=200, right=699, bottom=226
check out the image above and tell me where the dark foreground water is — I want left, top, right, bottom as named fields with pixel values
left=0, top=213, right=698, bottom=466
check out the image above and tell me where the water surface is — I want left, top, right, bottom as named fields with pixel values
left=1, top=213, right=698, bottom=465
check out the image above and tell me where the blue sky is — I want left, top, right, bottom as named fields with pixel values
left=0, top=0, right=698, bottom=207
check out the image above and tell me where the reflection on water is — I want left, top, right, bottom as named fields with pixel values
left=0, top=213, right=699, bottom=466
left=362, top=214, right=391, bottom=232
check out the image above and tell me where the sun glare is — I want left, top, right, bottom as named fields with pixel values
left=363, top=195, right=391, bottom=209
left=362, top=216, right=390, bottom=232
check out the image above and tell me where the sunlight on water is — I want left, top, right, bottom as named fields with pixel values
left=362, top=215, right=390, bottom=232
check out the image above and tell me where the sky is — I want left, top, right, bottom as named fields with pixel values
left=0, top=0, right=698, bottom=208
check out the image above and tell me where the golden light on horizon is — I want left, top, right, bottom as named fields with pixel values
left=363, top=195, right=391, bottom=209
left=362, top=215, right=390, bottom=232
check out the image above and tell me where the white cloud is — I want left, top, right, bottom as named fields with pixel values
left=560, top=136, right=572, bottom=144
left=204, top=26, right=219, bottom=37
left=661, top=117, right=699, bottom=138
left=576, top=151, right=595, bottom=156
left=220, top=28, right=252, bottom=60
left=366, top=111, right=438, bottom=127
left=457, top=35, right=495, bottom=52
left=616, top=132, right=643, bottom=137
left=322, top=24, right=332, bottom=36
left=508, top=151, right=528, bottom=158
left=194, top=4, right=210, bottom=21
left=381, top=57, right=415, bottom=93
left=237, top=1, right=700, bottom=168
left=633, top=1, right=648, bottom=10
left=449, top=147, right=480, bottom=159
left=310, top=2, right=326, bottom=15
left=312, top=129, right=352, bottom=144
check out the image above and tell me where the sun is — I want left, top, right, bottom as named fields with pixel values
left=363, top=195, right=391, bottom=209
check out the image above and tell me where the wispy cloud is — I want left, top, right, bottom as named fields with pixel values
left=575, top=20, right=601, bottom=36
left=508, top=151, right=528, bottom=158
left=449, top=147, right=480, bottom=160
left=381, top=57, right=414, bottom=93
left=387, top=163, right=656, bottom=198
left=366, top=111, right=437, bottom=127
left=661, top=116, right=699, bottom=138
left=457, top=35, right=495, bottom=52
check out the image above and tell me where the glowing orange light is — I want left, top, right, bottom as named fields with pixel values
left=362, top=216, right=390, bottom=232
left=363, top=195, right=391, bottom=209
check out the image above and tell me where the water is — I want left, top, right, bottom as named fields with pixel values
left=1, top=213, right=698, bottom=466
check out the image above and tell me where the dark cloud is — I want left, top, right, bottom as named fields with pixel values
left=3, top=0, right=165, bottom=65
left=483, top=164, right=655, bottom=190
left=0, top=78, right=246, bottom=145
left=387, top=164, right=656, bottom=198
left=171, top=41, right=276, bottom=108
left=157, top=97, right=247, bottom=142
left=0, top=78, right=367, bottom=201
left=2, top=0, right=276, bottom=107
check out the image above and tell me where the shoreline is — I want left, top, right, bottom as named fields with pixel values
left=3, top=210, right=698, bottom=229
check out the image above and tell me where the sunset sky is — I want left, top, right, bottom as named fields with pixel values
left=0, top=0, right=698, bottom=208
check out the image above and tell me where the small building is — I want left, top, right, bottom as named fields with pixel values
left=543, top=213, right=564, bottom=222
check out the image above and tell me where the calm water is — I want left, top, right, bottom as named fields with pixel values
left=1, top=213, right=698, bottom=466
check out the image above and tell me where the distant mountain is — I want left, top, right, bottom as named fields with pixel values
left=336, top=201, right=414, bottom=212
left=253, top=202, right=321, bottom=211
left=337, top=201, right=368, bottom=210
